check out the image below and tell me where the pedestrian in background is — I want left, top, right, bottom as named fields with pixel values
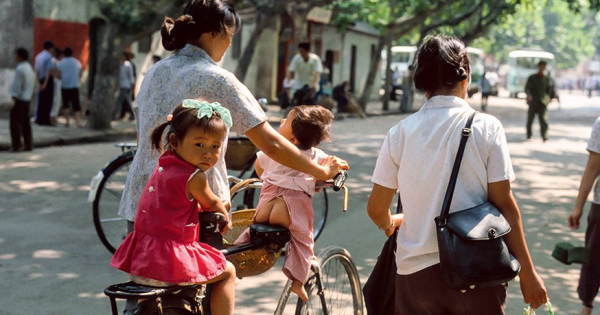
left=112, top=52, right=135, bottom=121
left=568, top=116, right=600, bottom=315
left=50, top=47, right=63, bottom=125
left=57, top=47, right=83, bottom=127
left=34, top=40, right=56, bottom=126
left=10, top=47, right=35, bottom=152
left=525, top=60, right=552, bottom=142
left=367, top=35, right=547, bottom=314
left=287, top=42, right=322, bottom=105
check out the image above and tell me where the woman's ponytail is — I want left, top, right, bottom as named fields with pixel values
left=161, top=15, right=197, bottom=51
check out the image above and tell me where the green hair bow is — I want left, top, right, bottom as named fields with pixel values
left=182, top=99, right=233, bottom=128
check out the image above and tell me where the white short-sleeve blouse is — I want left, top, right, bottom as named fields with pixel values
left=587, top=117, right=600, bottom=204
left=371, top=95, right=515, bottom=275
left=118, top=44, right=267, bottom=221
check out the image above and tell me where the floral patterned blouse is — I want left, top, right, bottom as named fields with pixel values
left=118, top=44, right=267, bottom=222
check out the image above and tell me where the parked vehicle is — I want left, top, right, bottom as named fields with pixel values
left=467, top=47, right=484, bottom=97
left=506, top=50, right=555, bottom=98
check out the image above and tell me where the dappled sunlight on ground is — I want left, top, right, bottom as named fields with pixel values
left=32, top=249, right=66, bottom=259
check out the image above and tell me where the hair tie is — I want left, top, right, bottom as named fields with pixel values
left=182, top=99, right=233, bottom=128
left=166, top=114, right=173, bottom=125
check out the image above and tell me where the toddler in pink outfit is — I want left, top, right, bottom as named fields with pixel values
left=240, top=105, right=335, bottom=301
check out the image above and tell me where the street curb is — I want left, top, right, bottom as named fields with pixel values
left=0, top=128, right=137, bottom=151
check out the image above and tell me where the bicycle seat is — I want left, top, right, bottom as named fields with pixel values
left=104, top=281, right=202, bottom=315
left=250, top=224, right=290, bottom=248
left=104, top=281, right=199, bottom=299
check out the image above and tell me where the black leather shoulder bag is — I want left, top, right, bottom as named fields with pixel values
left=434, top=111, right=521, bottom=290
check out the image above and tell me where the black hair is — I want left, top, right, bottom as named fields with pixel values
left=15, top=47, right=29, bottom=61
left=290, top=105, right=334, bottom=150
left=413, top=35, right=470, bottom=94
left=53, top=47, right=63, bottom=57
left=150, top=102, right=228, bottom=152
left=538, top=60, right=547, bottom=66
left=298, top=42, right=311, bottom=51
left=63, top=47, right=73, bottom=57
left=161, top=0, right=241, bottom=51
left=43, top=41, right=54, bottom=50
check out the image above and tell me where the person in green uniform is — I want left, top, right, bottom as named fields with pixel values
left=525, top=60, right=552, bottom=142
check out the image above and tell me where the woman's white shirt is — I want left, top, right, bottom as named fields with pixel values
left=371, top=95, right=515, bottom=275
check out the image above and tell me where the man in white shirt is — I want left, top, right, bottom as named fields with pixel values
left=10, top=47, right=36, bottom=152
left=112, top=52, right=136, bottom=120
left=287, top=42, right=322, bottom=105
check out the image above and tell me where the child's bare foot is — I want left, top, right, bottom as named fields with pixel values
left=291, top=280, right=308, bottom=302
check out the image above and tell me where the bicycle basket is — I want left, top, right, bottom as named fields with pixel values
left=225, top=137, right=258, bottom=171
left=224, top=209, right=285, bottom=278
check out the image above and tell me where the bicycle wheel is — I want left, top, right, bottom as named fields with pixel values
left=93, top=152, right=134, bottom=253
left=295, top=246, right=364, bottom=315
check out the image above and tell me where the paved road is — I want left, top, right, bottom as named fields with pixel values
left=1, top=91, right=600, bottom=314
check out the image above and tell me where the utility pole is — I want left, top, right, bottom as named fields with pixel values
left=382, top=0, right=396, bottom=111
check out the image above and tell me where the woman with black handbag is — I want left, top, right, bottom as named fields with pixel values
left=366, top=35, right=547, bottom=314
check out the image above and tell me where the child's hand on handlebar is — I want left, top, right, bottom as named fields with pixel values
left=319, top=155, right=350, bottom=180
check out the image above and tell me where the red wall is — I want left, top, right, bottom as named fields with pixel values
left=34, top=18, right=89, bottom=69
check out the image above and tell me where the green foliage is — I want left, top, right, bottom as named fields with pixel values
left=472, top=0, right=595, bottom=69
left=97, top=0, right=186, bottom=33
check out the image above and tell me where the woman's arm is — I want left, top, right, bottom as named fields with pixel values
left=569, top=151, right=600, bottom=229
left=254, top=159, right=264, bottom=178
left=245, top=121, right=348, bottom=181
left=488, top=180, right=547, bottom=309
left=367, top=183, right=404, bottom=237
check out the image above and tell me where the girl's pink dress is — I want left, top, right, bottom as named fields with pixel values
left=110, top=150, right=226, bottom=284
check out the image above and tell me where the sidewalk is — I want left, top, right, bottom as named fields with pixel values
left=0, top=100, right=409, bottom=151
left=0, top=117, right=138, bottom=151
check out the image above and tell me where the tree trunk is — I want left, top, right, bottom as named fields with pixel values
left=88, top=23, right=128, bottom=130
left=358, top=36, right=385, bottom=111
left=382, top=0, right=397, bottom=111
left=234, top=13, right=270, bottom=82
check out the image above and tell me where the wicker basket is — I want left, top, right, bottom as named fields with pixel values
left=225, top=137, right=258, bottom=171
left=224, top=209, right=284, bottom=278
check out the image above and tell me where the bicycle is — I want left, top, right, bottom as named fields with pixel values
left=104, top=171, right=363, bottom=315
left=88, top=142, right=137, bottom=253
left=90, top=137, right=330, bottom=254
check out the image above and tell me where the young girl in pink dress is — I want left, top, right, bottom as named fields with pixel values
left=111, top=99, right=236, bottom=315
left=239, top=105, right=336, bottom=301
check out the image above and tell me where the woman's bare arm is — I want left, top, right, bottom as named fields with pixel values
left=367, top=183, right=404, bottom=237
left=245, top=121, right=348, bottom=181
left=488, top=180, right=547, bottom=309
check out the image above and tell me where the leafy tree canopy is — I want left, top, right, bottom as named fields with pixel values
left=97, top=0, right=186, bottom=34
left=472, top=0, right=595, bottom=69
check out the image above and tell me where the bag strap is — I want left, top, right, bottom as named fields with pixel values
left=438, top=111, right=477, bottom=225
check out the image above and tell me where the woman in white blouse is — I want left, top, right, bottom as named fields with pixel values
left=119, top=0, right=348, bottom=230
left=367, top=35, right=547, bottom=314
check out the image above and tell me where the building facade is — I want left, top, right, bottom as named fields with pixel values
left=0, top=1, right=380, bottom=114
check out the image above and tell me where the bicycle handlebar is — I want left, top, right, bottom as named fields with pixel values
left=332, top=170, right=348, bottom=192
